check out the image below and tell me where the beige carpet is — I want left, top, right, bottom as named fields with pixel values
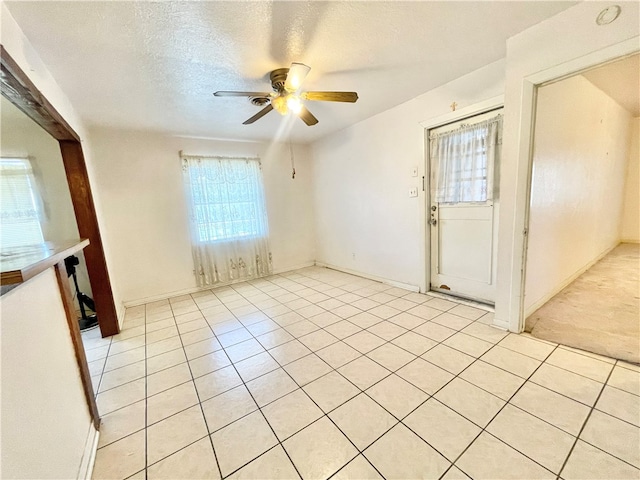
left=526, top=243, right=640, bottom=364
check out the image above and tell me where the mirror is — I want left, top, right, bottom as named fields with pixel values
left=1, top=96, right=95, bottom=324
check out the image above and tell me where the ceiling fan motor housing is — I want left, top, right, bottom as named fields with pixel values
left=270, top=68, right=290, bottom=92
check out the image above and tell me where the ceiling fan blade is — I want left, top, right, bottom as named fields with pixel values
left=302, top=91, right=358, bottom=103
left=243, top=104, right=274, bottom=125
left=299, top=105, right=318, bottom=126
left=214, top=91, right=271, bottom=97
left=285, top=63, right=311, bottom=92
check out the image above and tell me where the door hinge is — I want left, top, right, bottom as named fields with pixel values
left=523, top=228, right=528, bottom=236
left=422, top=176, right=425, bottom=192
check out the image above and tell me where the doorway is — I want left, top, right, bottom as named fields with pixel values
left=523, top=54, right=639, bottom=363
left=427, top=108, right=503, bottom=305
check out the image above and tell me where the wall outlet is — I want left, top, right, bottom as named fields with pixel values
left=409, top=187, right=418, bottom=197
left=411, top=166, right=418, bottom=177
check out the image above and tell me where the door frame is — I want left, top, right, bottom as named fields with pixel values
left=0, top=45, right=119, bottom=339
left=500, top=40, right=640, bottom=334
left=420, top=95, right=504, bottom=302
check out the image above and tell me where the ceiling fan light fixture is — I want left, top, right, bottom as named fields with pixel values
left=272, top=95, right=288, bottom=115
left=286, top=95, right=303, bottom=115
left=272, top=93, right=303, bottom=116
left=285, top=63, right=311, bottom=92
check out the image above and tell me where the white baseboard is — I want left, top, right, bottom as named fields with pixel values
left=492, top=317, right=511, bottom=331
left=123, top=261, right=317, bottom=308
left=524, top=242, right=620, bottom=317
left=314, top=262, right=420, bottom=292
left=116, top=302, right=126, bottom=329
left=273, top=261, right=316, bottom=275
left=124, top=284, right=218, bottom=308
left=78, top=425, right=99, bottom=480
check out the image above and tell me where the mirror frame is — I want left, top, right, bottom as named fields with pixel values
left=0, top=45, right=119, bottom=338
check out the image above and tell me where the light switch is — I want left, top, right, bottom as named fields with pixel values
left=411, top=166, right=418, bottom=177
left=409, top=188, right=418, bottom=197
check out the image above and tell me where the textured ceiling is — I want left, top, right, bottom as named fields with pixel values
left=582, top=54, right=640, bottom=116
left=6, top=1, right=576, bottom=143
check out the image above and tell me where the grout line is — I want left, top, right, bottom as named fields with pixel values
left=143, top=304, right=148, bottom=480
left=363, top=342, right=513, bottom=474
left=329, top=453, right=386, bottom=480
left=96, top=424, right=147, bottom=450
left=144, top=434, right=211, bottom=472
left=599, top=381, right=640, bottom=400
left=101, top=282, right=528, bottom=422
left=98, top=318, right=595, bottom=417
left=556, top=361, right=638, bottom=478
left=434, top=343, right=562, bottom=479
left=166, top=300, right=225, bottom=480
left=205, top=280, right=488, bottom=477
left=555, top=366, right=612, bottom=480
left=167, top=283, right=323, bottom=475
left=123, top=469, right=145, bottom=480
left=526, top=361, right=616, bottom=397
left=199, top=274, right=400, bottom=477
left=190, top=305, right=306, bottom=480
left=81, top=329, right=113, bottom=393
left=96, top=315, right=625, bottom=463
left=616, top=361, right=640, bottom=372
left=97, top=267, right=635, bottom=480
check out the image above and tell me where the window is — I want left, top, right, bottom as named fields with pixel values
left=430, top=113, right=503, bottom=204
left=182, top=156, right=269, bottom=243
left=0, top=158, right=44, bottom=248
left=181, top=154, right=272, bottom=286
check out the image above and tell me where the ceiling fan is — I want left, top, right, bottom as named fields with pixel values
left=214, top=63, right=358, bottom=126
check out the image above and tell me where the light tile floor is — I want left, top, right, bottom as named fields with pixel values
left=82, top=266, right=640, bottom=480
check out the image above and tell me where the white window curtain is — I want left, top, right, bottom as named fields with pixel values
left=430, top=114, right=503, bottom=203
left=0, top=158, right=44, bottom=249
left=182, top=154, right=272, bottom=286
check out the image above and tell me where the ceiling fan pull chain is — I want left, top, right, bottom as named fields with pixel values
left=290, top=140, right=296, bottom=179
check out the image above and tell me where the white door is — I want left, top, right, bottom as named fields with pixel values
left=428, top=109, right=502, bottom=304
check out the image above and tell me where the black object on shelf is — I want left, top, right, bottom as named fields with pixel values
left=64, top=255, right=98, bottom=331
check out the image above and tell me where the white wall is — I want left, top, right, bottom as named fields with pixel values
left=87, top=128, right=316, bottom=305
left=524, top=75, right=632, bottom=315
left=0, top=7, right=101, bottom=477
left=1, top=269, right=95, bottom=479
left=310, top=60, right=505, bottom=291
left=0, top=97, right=92, bottom=294
left=621, top=117, right=640, bottom=243
left=495, top=1, right=639, bottom=331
